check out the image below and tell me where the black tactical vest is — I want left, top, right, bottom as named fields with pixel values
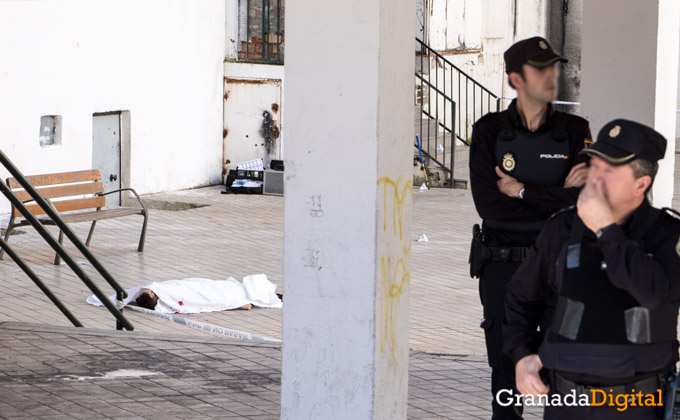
left=540, top=211, right=680, bottom=376
left=494, top=111, right=572, bottom=187
left=485, top=111, right=573, bottom=238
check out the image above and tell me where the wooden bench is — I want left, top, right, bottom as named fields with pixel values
left=0, top=169, right=148, bottom=265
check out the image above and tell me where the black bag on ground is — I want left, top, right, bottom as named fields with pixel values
left=223, top=169, right=264, bottom=194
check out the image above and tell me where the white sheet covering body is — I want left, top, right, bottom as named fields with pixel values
left=87, top=274, right=282, bottom=314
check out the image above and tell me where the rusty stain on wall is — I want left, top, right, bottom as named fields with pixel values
left=225, top=77, right=269, bottom=85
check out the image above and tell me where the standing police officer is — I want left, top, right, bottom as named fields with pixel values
left=504, top=119, right=680, bottom=419
left=469, top=36, right=591, bottom=420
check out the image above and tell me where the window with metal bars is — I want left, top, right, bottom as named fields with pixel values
left=237, top=0, right=284, bottom=64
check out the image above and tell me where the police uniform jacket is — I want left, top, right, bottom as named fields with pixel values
left=470, top=99, right=591, bottom=245
left=503, top=201, right=680, bottom=385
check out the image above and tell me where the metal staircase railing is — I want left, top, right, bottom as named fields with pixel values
left=415, top=37, right=500, bottom=187
left=0, top=149, right=134, bottom=331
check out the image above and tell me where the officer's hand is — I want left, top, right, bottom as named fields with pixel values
left=516, top=354, right=549, bottom=396
left=495, top=166, right=524, bottom=199
left=577, top=177, right=615, bottom=233
left=564, top=162, right=588, bottom=188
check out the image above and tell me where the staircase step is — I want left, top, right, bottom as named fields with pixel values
left=413, top=144, right=469, bottom=189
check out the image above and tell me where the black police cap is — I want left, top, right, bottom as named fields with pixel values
left=580, top=119, right=667, bottom=165
left=504, top=36, right=567, bottom=74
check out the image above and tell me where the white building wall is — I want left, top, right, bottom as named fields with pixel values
left=437, top=0, right=548, bottom=101
left=0, top=0, right=225, bottom=214
left=580, top=0, right=679, bottom=207
left=423, top=0, right=549, bottom=142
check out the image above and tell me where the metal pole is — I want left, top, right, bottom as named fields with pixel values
left=434, top=57, right=439, bottom=162
left=420, top=45, right=424, bottom=149
left=0, top=164, right=133, bottom=331
left=0, top=236, right=83, bottom=328
left=276, top=0, right=281, bottom=63
left=450, top=102, right=456, bottom=189
left=262, top=0, right=269, bottom=62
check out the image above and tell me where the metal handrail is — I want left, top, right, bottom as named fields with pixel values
left=0, top=236, right=83, bottom=327
left=421, top=40, right=498, bottom=97
left=415, top=37, right=501, bottom=188
left=0, top=150, right=134, bottom=331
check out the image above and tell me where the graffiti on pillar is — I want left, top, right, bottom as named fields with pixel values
left=307, top=195, right=324, bottom=218
left=377, top=176, right=412, bottom=362
left=303, top=246, right=322, bottom=271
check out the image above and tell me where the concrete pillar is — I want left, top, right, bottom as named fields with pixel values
left=280, top=0, right=413, bottom=418
left=547, top=0, right=584, bottom=106
left=580, top=0, right=680, bottom=207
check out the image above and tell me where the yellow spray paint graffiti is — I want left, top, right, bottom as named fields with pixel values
left=377, top=176, right=412, bottom=361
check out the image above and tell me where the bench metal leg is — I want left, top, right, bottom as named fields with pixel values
left=0, top=215, right=15, bottom=260
left=53, top=230, right=65, bottom=265
left=86, top=220, right=97, bottom=247
left=137, top=210, right=148, bottom=252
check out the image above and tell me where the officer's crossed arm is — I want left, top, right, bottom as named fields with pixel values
left=495, top=163, right=588, bottom=198
left=495, top=124, right=592, bottom=215
left=563, top=162, right=588, bottom=188
left=495, top=166, right=524, bottom=198
left=469, top=124, right=543, bottom=221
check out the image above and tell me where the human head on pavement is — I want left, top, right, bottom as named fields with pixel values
left=136, top=288, right=158, bottom=310
left=504, top=36, right=567, bottom=104
left=578, top=119, right=666, bottom=227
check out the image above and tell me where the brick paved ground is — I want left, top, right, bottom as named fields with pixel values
left=0, top=153, right=677, bottom=419
left=0, top=322, right=542, bottom=419
left=0, top=184, right=485, bottom=356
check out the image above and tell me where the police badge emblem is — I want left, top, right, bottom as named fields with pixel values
left=502, top=152, right=516, bottom=173
left=539, top=40, right=548, bottom=50
left=609, top=125, right=621, bottom=138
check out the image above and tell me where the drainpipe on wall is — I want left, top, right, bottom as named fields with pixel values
left=547, top=0, right=584, bottom=112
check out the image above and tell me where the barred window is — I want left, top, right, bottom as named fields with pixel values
left=238, top=0, right=284, bottom=64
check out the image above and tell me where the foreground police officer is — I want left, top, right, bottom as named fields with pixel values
left=504, top=119, right=680, bottom=419
left=469, top=36, right=591, bottom=419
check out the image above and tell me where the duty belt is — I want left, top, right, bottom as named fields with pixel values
left=553, top=371, right=664, bottom=399
left=488, top=245, right=529, bottom=263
